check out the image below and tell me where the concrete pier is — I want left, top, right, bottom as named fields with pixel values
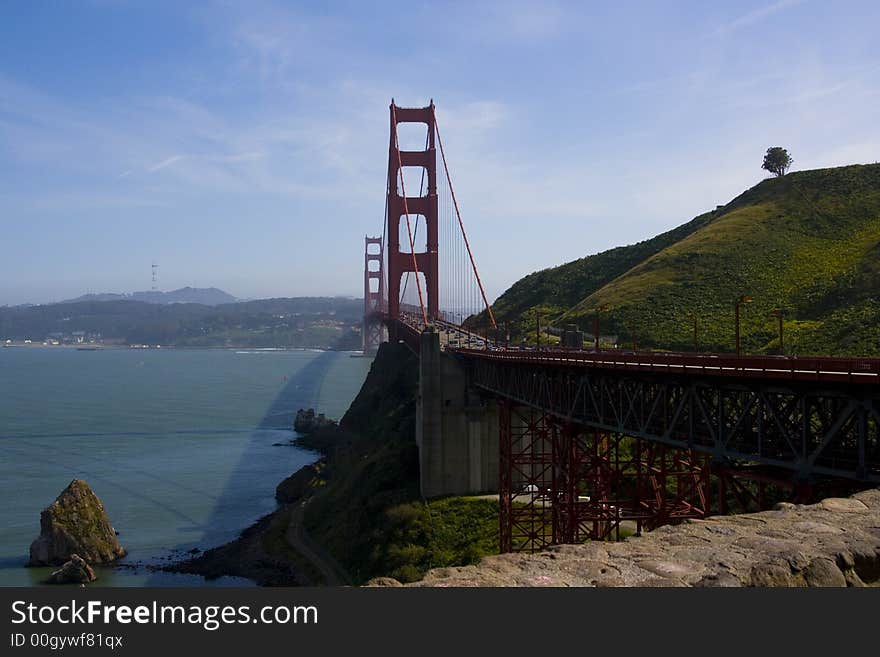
left=416, top=327, right=498, bottom=498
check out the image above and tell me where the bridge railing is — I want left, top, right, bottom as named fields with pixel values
left=386, top=315, right=422, bottom=354
left=450, top=347, right=880, bottom=385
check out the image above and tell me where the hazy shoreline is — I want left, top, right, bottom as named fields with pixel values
left=2, top=343, right=363, bottom=353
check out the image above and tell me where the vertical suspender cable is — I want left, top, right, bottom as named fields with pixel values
left=432, top=106, right=496, bottom=329
left=381, top=172, right=389, bottom=314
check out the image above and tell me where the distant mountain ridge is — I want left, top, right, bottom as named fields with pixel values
left=61, top=287, right=237, bottom=306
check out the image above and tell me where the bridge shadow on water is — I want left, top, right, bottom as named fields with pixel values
left=144, top=349, right=342, bottom=585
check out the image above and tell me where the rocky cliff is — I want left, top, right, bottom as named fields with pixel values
left=293, top=408, right=337, bottom=433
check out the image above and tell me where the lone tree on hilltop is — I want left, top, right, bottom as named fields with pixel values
left=762, top=147, right=793, bottom=177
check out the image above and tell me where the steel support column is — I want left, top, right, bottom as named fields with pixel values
left=498, top=401, right=555, bottom=553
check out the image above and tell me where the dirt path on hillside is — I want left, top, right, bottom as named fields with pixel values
left=285, top=499, right=351, bottom=586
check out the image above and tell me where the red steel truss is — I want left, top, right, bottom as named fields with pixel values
left=497, top=399, right=873, bottom=552
left=499, top=401, right=556, bottom=552
left=499, top=400, right=715, bottom=553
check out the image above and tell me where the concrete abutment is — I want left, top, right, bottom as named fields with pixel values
left=416, top=328, right=498, bottom=497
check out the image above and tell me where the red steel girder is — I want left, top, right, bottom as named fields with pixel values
left=499, top=404, right=711, bottom=553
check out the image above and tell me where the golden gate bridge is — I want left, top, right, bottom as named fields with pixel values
left=364, top=100, right=880, bottom=553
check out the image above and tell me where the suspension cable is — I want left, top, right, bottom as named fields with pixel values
left=381, top=169, right=389, bottom=314
left=432, top=105, right=496, bottom=329
left=391, top=105, right=429, bottom=325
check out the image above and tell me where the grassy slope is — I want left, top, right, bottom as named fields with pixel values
left=480, top=211, right=716, bottom=337
left=489, top=163, right=880, bottom=356
left=299, top=343, right=498, bottom=583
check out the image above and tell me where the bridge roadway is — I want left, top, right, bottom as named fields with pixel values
left=391, top=315, right=880, bottom=485
left=397, top=314, right=880, bottom=385
left=453, top=347, right=880, bottom=385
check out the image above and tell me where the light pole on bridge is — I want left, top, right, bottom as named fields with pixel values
left=735, top=295, right=753, bottom=356
left=593, top=305, right=609, bottom=351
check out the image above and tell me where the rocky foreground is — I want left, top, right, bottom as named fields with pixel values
left=377, top=489, right=880, bottom=587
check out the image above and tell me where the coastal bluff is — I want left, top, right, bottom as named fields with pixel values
left=28, top=479, right=126, bottom=567
left=293, top=408, right=337, bottom=434
left=381, top=488, right=880, bottom=587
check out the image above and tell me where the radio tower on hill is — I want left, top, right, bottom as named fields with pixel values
left=152, top=262, right=158, bottom=291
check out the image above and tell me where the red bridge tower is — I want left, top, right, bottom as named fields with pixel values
left=362, top=235, right=385, bottom=354
left=387, top=101, right=439, bottom=322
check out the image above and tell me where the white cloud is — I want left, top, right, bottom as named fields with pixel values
left=147, top=155, right=185, bottom=172
left=710, top=0, right=806, bottom=37
left=455, top=0, right=567, bottom=43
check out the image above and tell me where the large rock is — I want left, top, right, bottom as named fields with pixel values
left=293, top=408, right=337, bottom=434
left=28, top=479, right=126, bottom=566
left=364, top=577, right=404, bottom=587
left=47, top=554, right=97, bottom=585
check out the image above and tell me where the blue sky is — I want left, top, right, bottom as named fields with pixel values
left=1, top=0, right=878, bottom=305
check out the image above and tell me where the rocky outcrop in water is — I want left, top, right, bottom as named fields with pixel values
left=293, top=408, right=337, bottom=434
left=47, top=554, right=97, bottom=584
left=381, top=488, right=880, bottom=587
left=28, top=479, right=126, bottom=567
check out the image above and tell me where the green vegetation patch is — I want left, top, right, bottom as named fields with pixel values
left=374, top=497, right=499, bottom=583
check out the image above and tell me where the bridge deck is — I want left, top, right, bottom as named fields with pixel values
left=391, top=316, right=879, bottom=385
left=389, top=316, right=880, bottom=485
left=451, top=347, right=880, bottom=386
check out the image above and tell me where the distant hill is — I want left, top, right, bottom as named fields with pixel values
left=480, top=163, right=880, bottom=356
left=0, top=297, right=363, bottom=349
left=62, top=287, right=237, bottom=306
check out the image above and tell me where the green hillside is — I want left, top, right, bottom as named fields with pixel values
left=488, top=163, right=880, bottom=356
left=488, top=211, right=716, bottom=322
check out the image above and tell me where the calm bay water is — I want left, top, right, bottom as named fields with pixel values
left=0, top=347, right=371, bottom=586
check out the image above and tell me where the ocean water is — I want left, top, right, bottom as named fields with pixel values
left=0, top=347, right=372, bottom=586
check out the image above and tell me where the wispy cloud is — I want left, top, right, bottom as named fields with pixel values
left=710, top=0, right=806, bottom=37
left=147, top=155, right=185, bottom=172
left=451, top=0, right=567, bottom=44
left=211, top=151, right=265, bottom=163
left=24, top=191, right=172, bottom=211
left=497, top=1, right=565, bottom=41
